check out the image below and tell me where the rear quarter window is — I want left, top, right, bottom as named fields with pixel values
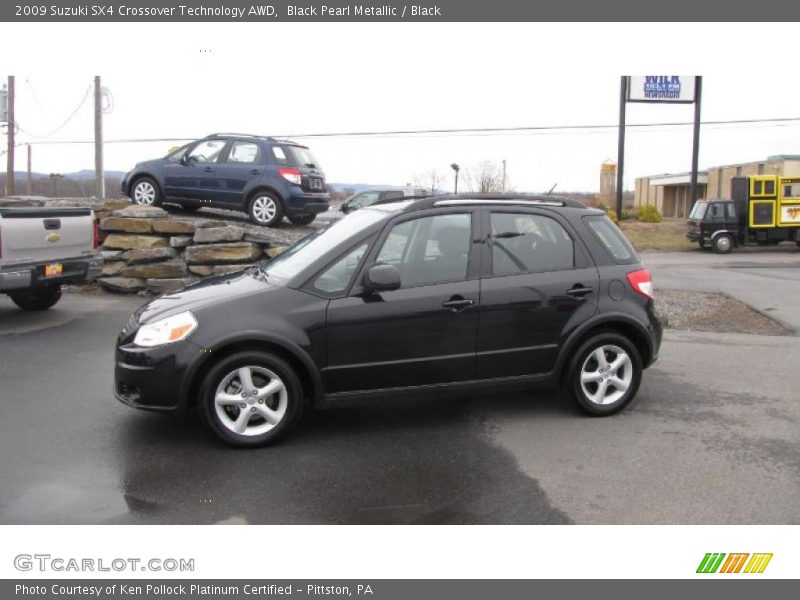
left=583, top=215, right=639, bottom=264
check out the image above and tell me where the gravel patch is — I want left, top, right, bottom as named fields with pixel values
left=656, top=289, right=791, bottom=336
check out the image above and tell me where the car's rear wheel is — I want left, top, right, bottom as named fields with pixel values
left=9, top=288, right=62, bottom=311
left=199, top=351, right=303, bottom=447
left=248, top=192, right=283, bottom=227
left=567, top=333, right=642, bottom=416
left=288, top=214, right=316, bottom=226
left=712, top=233, right=734, bottom=254
left=131, top=177, right=162, bottom=206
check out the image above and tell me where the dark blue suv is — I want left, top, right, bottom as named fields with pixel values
left=120, top=133, right=330, bottom=226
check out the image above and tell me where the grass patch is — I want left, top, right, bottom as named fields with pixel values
left=619, top=218, right=694, bottom=252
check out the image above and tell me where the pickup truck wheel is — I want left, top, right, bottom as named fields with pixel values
left=712, top=234, right=733, bottom=254
left=9, top=288, right=62, bottom=311
left=288, top=214, right=316, bottom=226
left=199, top=351, right=304, bottom=447
left=248, top=192, right=283, bottom=227
left=567, top=333, right=642, bottom=416
left=131, top=177, right=162, bottom=206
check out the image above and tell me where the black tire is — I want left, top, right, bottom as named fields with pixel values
left=130, top=176, right=162, bottom=206
left=199, top=351, right=304, bottom=447
left=248, top=192, right=284, bottom=227
left=712, top=233, right=734, bottom=254
left=288, top=214, right=317, bottom=226
left=566, top=332, right=642, bottom=416
left=9, top=288, right=62, bottom=311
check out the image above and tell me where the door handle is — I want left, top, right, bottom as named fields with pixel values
left=566, top=285, right=594, bottom=298
left=202, top=167, right=214, bottom=173
left=249, top=169, right=261, bottom=175
left=442, top=297, right=474, bottom=312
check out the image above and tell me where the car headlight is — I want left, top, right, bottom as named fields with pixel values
left=133, top=311, right=198, bottom=347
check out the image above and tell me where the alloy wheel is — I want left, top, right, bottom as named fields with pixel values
left=579, top=345, right=633, bottom=406
left=252, top=196, right=277, bottom=224
left=133, top=181, right=157, bottom=205
left=214, top=365, right=288, bottom=436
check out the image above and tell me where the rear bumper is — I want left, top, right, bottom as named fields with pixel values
left=284, top=192, right=330, bottom=216
left=0, top=256, right=102, bottom=292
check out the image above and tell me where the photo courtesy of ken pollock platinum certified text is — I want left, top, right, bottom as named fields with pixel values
left=16, top=584, right=374, bottom=596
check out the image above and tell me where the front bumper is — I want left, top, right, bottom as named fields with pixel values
left=284, top=192, right=330, bottom=216
left=114, top=338, right=203, bottom=413
left=120, top=171, right=132, bottom=197
left=0, top=257, right=102, bottom=292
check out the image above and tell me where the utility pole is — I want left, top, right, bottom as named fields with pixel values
left=502, top=159, right=506, bottom=192
left=5, top=75, right=14, bottom=197
left=615, top=76, right=627, bottom=216
left=94, top=76, right=104, bottom=198
left=689, top=76, right=703, bottom=207
left=26, top=144, right=32, bottom=195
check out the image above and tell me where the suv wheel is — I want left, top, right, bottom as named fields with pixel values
left=131, top=177, right=162, bottom=206
left=9, top=288, right=62, bottom=311
left=199, top=351, right=304, bottom=447
left=712, top=233, right=733, bottom=254
left=567, top=333, right=642, bottom=416
left=248, top=192, right=283, bottom=227
left=288, top=214, right=316, bottom=226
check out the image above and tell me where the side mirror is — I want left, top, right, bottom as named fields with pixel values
left=364, top=264, right=401, bottom=292
left=340, top=203, right=349, bottom=213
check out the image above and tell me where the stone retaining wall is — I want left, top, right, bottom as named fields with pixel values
left=98, top=205, right=286, bottom=294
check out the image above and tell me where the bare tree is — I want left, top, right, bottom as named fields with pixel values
left=411, top=169, right=447, bottom=193
left=465, top=160, right=504, bottom=193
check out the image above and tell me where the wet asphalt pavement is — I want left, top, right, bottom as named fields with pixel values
left=1, top=260, right=799, bottom=524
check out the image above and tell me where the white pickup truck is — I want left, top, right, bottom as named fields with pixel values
left=0, top=207, right=103, bottom=310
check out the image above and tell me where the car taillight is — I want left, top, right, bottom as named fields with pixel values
left=93, top=220, right=100, bottom=249
left=279, top=168, right=302, bottom=186
left=626, top=268, right=653, bottom=299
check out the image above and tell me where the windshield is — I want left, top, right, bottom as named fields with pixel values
left=262, top=209, right=387, bottom=283
left=689, top=201, right=707, bottom=220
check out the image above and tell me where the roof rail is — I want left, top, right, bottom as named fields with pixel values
left=206, top=132, right=276, bottom=141
left=427, top=194, right=587, bottom=209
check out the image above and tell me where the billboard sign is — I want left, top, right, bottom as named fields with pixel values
left=627, top=76, right=697, bottom=103
left=0, top=86, right=7, bottom=122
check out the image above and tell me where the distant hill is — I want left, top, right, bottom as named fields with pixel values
left=10, top=170, right=126, bottom=181
left=327, top=183, right=390, bottom=193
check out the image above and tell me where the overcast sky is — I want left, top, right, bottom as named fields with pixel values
left=2, top=23, right=800, bottom=193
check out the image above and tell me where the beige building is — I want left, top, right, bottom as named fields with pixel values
left=634, top=155, right=800, bottom=218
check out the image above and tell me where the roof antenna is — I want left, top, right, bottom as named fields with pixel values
left=546, top=183, right=558, bottom=195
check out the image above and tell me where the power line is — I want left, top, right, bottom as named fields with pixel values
left=21, top=115, right=800, bottom=145
left=17, top=85, right=92, bottom=139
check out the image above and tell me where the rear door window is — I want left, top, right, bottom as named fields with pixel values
left=583, top=215, right=638, bottom=264
left=489, top=212, right=575, bottom=275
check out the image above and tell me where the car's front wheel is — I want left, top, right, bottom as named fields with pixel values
left=199, top=351, right=304, bottom=447
left=9, top=288, right=62, bottom=311
left=248, top=192, right=284, bottom=227
left=131, top=177, right=162, bottom=206
left=567, top=333, right=642, bottom=416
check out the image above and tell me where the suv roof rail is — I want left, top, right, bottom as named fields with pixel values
left=427, top=194, right=587, bottom=209
left=206, top=132, right=277, bottom=141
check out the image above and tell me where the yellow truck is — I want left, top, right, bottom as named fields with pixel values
left=687, top=175, right=800, bottom=253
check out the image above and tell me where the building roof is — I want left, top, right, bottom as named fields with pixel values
left=645, top=172, right=709, bottom=186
